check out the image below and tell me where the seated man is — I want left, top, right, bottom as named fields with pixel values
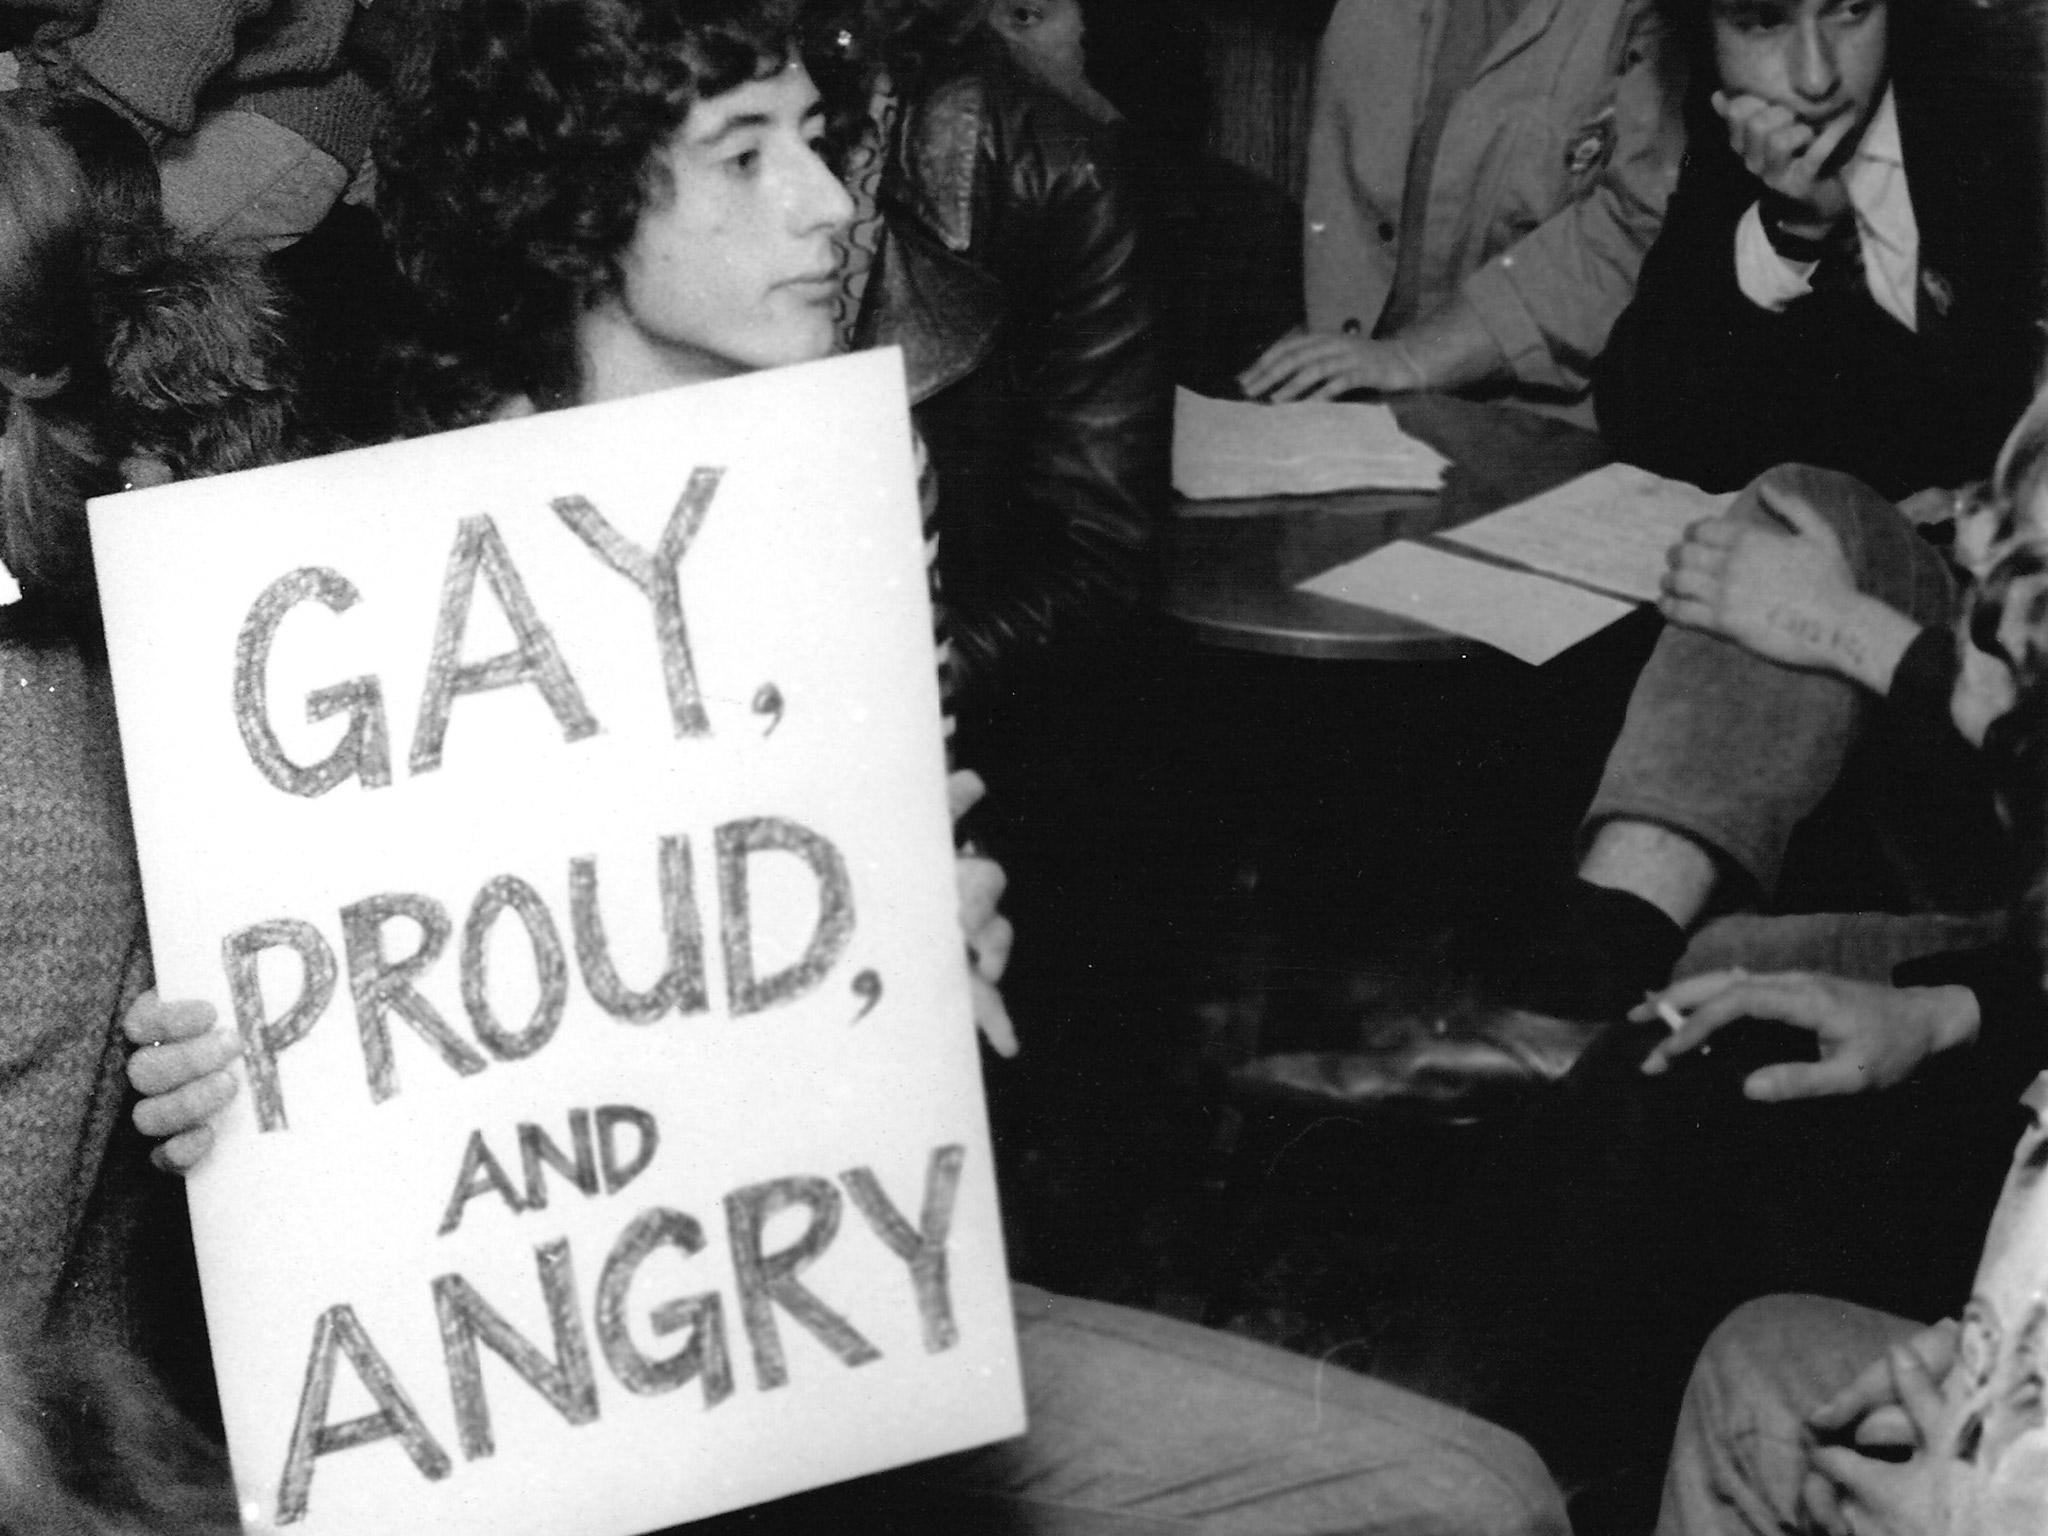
left=1483, top=0, right=2048, bottom=1020
left=1652, top=482, right=2048, bottom=1536
left=1511, top=458, right=2013, bottom=1024
left=1236, top=0, right=1684, bottom=414
left=1381, top=395, right=2048, bottom=1506
left=118, top=4, right=1572, bottom=1531
left=1593, top=0, right=2047, bottom=498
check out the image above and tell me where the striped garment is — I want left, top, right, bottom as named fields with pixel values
left=914, top=431, right=958, bottom=754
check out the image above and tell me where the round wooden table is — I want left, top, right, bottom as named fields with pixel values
left=1160, top=393, right=1614, bottom=660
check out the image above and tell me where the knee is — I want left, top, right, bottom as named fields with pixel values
left=1664, top=1298, right=1801, bottom=1481
left=1683, top=1293, right=1851, bottom=1431
left=1732, top=463, right=1887, bottom=533
left=1695, top=1296, right=1816, bottom=1376
left=1730, top=464, right=1907, bottom=584
left=1454, top=1432, right=1574, bottom=1536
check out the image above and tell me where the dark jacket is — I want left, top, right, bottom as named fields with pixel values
left=852, top=36, right=1168, bottom=733
left=1593, top=13, right=2047, bottom=499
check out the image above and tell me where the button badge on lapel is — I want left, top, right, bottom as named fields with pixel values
left=1920, top=265, right=1955, bottom=320
left=1565, top=108, right=1617, bottom=177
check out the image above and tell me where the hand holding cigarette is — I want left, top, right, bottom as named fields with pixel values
left=1632, top=969, right=1979, bottom=1100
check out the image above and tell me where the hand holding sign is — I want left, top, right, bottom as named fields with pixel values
left=87, top=353, right=1022, bottom=1536
left=124, top=992, right=242, bottom=1172
left=946, top=770, right=1016, bottom=1058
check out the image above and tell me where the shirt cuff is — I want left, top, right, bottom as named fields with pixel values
left=1734, top=202, right=1816, bottom=312
left=1882, top=623, right=1961, bottom=741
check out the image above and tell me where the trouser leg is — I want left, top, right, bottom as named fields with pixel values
left=1675, top=909, right=2010, bottom=984
left=700, top=1284, right=1571, bottom=1536
left=1655, top=1295, right=1920, bottom=1536
left=1584, top=465, right=1962, bottom=899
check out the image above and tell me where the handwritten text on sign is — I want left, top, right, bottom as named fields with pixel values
left=89, top=351, right=1023, bottom=1536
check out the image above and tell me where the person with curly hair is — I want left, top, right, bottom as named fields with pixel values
left=369, top=0, right=854, bottom=430
left=0, top=87, right=291, bottom=1387
left=135, top=5, right=1574, bottom=1531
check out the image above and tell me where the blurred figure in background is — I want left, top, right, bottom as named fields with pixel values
left=0, top=86, right=290, bottom=1421
left=804, top=0, right=1184, bottom=1294
left=1, top=0, right=388, bottom=252
left=984, top=0, right=1120, bottom=123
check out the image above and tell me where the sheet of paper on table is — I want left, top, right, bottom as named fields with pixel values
left=1172, top=387, right=1450, bottom=499
left=1299, top=541, right=1635, bottom=665
left=1438, top=461, right=1734, bottom=604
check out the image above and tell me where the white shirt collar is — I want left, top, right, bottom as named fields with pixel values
left=1732, top=84, right=1921, bottom=330
left=1844, top=85, right=1920, bottom=329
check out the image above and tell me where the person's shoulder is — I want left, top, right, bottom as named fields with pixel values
left=892, top=30, right=1120, bottom=243
left=903, top=29, right=1109, bottom=170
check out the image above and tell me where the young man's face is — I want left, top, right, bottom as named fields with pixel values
left=1710, top=0, right=1889, bottom=153
left=595, top=59, right=852, bottom=392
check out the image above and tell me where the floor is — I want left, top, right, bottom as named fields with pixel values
left=979, top=615, right=1675, bottom=1531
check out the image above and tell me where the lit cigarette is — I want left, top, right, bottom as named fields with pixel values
left=1655, top=998, right=1686, bottom=1032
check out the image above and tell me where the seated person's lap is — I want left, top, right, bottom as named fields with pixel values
left=689, top=1285, right=1570, bottom=1536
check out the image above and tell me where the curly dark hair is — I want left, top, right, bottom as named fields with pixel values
left=374, top=0, right=814, bottom=431
left=0, top=91, right=292, bottom=614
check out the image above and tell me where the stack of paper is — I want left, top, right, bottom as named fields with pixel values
left=1438, top=462, right=1734, bottom=603
left=1172, top=387, right=1449, bottom=499
left=1297, top=462, right=1732, bottom=664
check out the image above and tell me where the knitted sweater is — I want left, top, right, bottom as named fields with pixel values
left=0, top=620, right=157, bottom=1350
left=9, top=0, right=379, bottom=169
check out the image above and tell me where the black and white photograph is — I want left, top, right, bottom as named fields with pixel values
left=0, top=0, right=2044, bottom=1531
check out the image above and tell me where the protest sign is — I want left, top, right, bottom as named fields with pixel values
left=87, top=349, right=1023, bottom=1536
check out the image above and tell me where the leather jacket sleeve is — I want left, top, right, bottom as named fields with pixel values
left=868, top=45, right=1168, bottom=714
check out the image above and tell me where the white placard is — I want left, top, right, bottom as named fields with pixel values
left=88, top=349, right=1023, bottom=1536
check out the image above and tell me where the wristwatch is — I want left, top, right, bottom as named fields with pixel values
left=1758, top=191, right=1847, bottom=265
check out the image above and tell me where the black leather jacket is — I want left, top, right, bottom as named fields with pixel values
left=852, top=36, right=1168, bottom=726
